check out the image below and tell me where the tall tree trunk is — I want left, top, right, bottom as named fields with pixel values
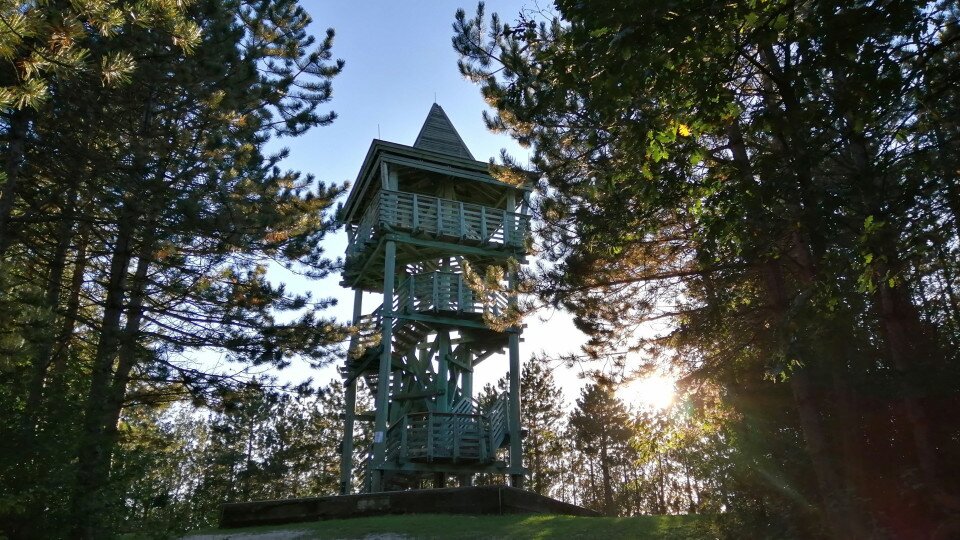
left=23, top=183, right=80, bottom=438
left=831, top=56, right=952, bottom=506
left=0, top=109, right=29, bottom=255
left=729, top=117, right=865, bottom=537
left=874, top=278, right=940, bottom=487
left=70, top=200, right=138, bottom=538
left=51, top=220, right=90, bottom=375
left=101, top=238, right=154, bottom=448
left=600, top=439, right=613, bottom=515
left=762, top=260, right=862, bottom=539
left=831, top=341, right=864, bottom=511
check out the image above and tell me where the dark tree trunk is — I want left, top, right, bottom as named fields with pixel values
left=0, top=109, right=29, bottom=255
left=51, top=220, right=89, bottom=375
left=102, top=239, right=154, bottom=447
left=600, top=439, right=614, bottom=515
left=761, top=260, right=861, bottom=540
left=23, top=183, right=80, bottom=438
left=70, top=200, right=137, bottom=538
left=729, top=114, right=865, bottom=537
left=875, top=279, right=940, bottom=487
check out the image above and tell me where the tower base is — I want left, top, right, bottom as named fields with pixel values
left=219, top=485, right=599, bottom=529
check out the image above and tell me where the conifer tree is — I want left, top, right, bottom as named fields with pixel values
left=518, top=353, right=565, bottom=497
left=0, top=1, right=346, bottom=536
left=455, top=1, right=960, bottom=535
left=568, top=380, right=634, bottom=516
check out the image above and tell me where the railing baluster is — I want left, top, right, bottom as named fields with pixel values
left=427, top=412, right=435, bottom=459
left=436, top=197, right=443, bottom=236
left=503, top=210, right=510, bottom=245
left=453, top=413, right=460, bottom=462
left=480, top=206, right=487, bottom=240
left=347, top=192, right=530, bottom=281
left=412, top=193, right=419, bottom=230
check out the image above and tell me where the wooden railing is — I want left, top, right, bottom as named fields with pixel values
left=359, top=447, right=373, bottom=493
left=400, top=271, right=508, bottom=316
left=347, top=190, right=529, bottom=257
left=354, top=272, right=509, bottom=353
left=386, top=410, right=489, bottom=464
left=487, top=393, right=509, bottom=451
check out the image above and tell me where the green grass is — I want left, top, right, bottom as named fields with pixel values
left=184, top=513, right=716, bottom=539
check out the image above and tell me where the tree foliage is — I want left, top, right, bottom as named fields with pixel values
left=455, top=1, right=960, bottom=536
left=0, top=1, right=346, bottom=537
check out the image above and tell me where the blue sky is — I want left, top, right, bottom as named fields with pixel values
left=267, top=1, right=596, bottom=400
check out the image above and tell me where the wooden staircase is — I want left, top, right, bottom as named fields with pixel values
left=358, top=394, right=512, bottom=493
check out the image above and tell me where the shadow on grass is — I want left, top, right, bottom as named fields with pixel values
left=182, top=513, right=716, bottom=540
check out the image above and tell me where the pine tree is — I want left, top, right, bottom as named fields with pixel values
left=518, top=353, right=565, bottom=497
left=568, top=380, right=634, bottom=516
left=454, top=1, right=960, bottom=535
left=0, top=0, right=347, bottom=536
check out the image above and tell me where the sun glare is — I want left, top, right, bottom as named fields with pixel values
left=619, top=374, right=676, bottom=411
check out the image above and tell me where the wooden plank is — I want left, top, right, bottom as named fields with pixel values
left=394, top=388, right=445, bottom=401
left=412, top=193, right=419, bottom=230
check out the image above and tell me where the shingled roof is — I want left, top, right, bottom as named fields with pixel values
left=413, top=103, right=475, bottom=159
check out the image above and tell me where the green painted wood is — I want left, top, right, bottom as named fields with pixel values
left=413, top=103, right=475, bottom=159
left=341, top=106, right=530, bottom=493
left=371, top=240, right=397, bottom=491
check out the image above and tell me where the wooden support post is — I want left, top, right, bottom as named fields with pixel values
left=371, top=240, right=396, bottom=492
left=427, top=411, right=435, bottom=458
left=507, top=268, right=524, bottom=489
left=506, top=191, right=516, bottom=246
left=407, top=274, right=415, bottom=312
left=437, top=331, right=450, bottom=413
left=390, top=361, right=404, bottom=425
left=339, top=288, right=363, bottom=495
left=462, top=346, right=473, bottom=403
left=453, top=414, right=461, bottom=462
left=503, top=209, right=510, bottom=245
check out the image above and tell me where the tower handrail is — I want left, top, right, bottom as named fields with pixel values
left=399, top=271, right=509, bottom=316
left=345, top=189, right=530, bottom=257
left=347, top=191, right=382, bottom=258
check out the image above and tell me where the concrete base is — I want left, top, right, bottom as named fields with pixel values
left=219, top=485, right=599, bottom=529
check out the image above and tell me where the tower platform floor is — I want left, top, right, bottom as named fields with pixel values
left=219, top=485, right=599, bottom=528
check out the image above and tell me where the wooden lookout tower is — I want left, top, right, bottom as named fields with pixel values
left=337, top=104, right=531, bottom=493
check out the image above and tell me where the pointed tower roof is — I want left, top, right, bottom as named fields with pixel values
left=413, top=103, right=475, bottom=160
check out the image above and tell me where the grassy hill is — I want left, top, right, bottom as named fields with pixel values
left=182, top=513, right=715, bottom=539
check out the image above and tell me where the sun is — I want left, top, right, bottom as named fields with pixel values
left=618, top=374, right=676, bottom=411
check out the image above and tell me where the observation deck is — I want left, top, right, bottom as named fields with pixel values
left=343, top=189, right=530, bottom=291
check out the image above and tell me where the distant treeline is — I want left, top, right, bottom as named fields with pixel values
left=110, top=354, right=733, bottom=535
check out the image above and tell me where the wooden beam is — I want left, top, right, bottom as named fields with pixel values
left=396, top=311, right=494, bottom=330
left=394, top=388, right=444, bottom=401
left=371, top=239, right=397, bottom=491
left=386, top=233, right=528, bottom=261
